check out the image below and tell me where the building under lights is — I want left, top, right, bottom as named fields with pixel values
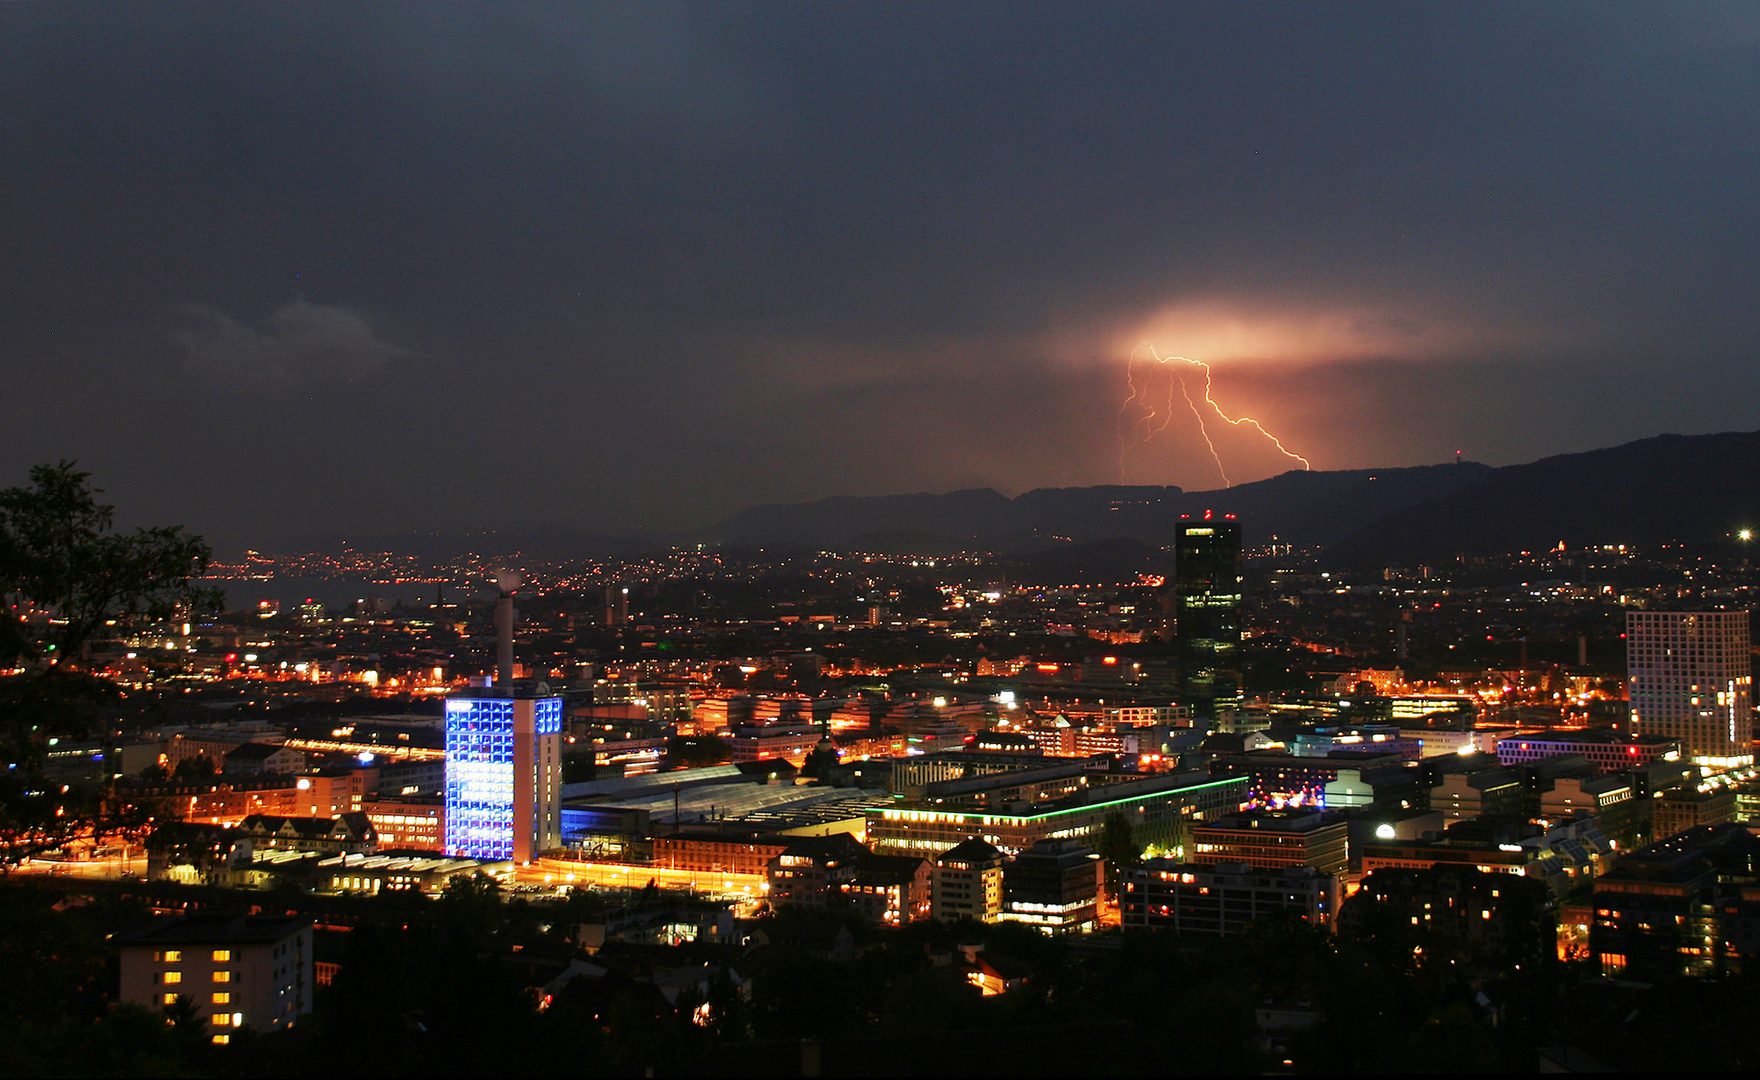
left=1626, top=610, right=1753, bottom=766
left=443, top=690, right=563, bottom=862
left=1495, top=730, right=1681, bottom=774
left=117, top=915, right=313, bottom=1044
left=867, top=769, right=1247, bottom=857
left=1190, top=808, right=1349, bottom=877
left=1174, top=515, right=1243, bottom=718
left=1120, top=860, right=1339, bottom=935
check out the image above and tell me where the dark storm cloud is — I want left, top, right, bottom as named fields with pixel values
left=0, top=2, right=1755, bottom=547
left=172, top=300, right=416, bottom=387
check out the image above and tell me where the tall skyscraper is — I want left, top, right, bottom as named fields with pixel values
left=1626, top=610, right=1752, bottom=767
left=1175, top=514, right=1243, bottom=719
left=444, top=579, right=563, bottom=862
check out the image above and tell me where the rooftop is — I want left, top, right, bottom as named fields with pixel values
left=118, top=914, right=310, bottom=948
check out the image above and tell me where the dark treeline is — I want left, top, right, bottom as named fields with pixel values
left=8, top=874, right=1753, bottom=1077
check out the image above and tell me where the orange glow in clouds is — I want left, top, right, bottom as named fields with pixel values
left=1119, top=343, right=1312, bottom=487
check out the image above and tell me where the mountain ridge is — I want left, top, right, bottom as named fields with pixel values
left=254, top=429, right=1760, bottom=564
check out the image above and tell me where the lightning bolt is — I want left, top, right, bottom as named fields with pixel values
left=1174, top=365, right=1228, bottom=487
left=1118, top=343, right=1311, bottom=487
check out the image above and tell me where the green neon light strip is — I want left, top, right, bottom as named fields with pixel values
left=879, top=776, right=1246, bottom=824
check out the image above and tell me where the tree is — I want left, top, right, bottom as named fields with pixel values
left=800, top=738, right=838, bottom=782
left=1096, top=810, right=1140, bottom=898
left=172, top=754, right=219, bottom=783
left=0, top=461, right=215, bottom=667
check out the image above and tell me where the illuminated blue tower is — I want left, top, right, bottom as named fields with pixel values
left=444, top=579, right=563, bottom=862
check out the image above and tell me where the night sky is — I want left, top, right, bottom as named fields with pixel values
left=3, top=2, right=1757, bottom=549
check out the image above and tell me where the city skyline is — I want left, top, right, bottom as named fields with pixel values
left=7, top=7, right=1760, bottom=1072
left=2, top=3, right=1757, bottom=551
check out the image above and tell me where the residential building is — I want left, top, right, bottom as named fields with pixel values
left=236, top=813, right=377, bottom=855
left=841, top=854, right=933, bottom=926
left=651, top=833, right=790, bottom=876
left=322, top=852, right=505, bottom=896
left=1339, top=865, right=1553, bottom=970
left=1538, top=772, right=1643, bottom=846
left=889, top=750, right=1067, bottom=792
left=294, top=768, right=376, bottom=818
left=767, top=833, right=867, bottom=910
left=1590, top=823, right=1760, bottom=980
left=932, top=837, right=1006, bottom=922
left=1120, top=860, right=1339, bottom=935
left=1654, top=781, right=1737, bottom=841
left=1431, top=766, right=1528, bottom=822
left=1106, top=704, right=1192, bottom=727
left=118, top=915, right=312, bottom=1044
left=729, top=726, right=822, bottom=765
left=1626, top=610, right=1753, bottom=766
left=1360, top=815, right=1613, bottom=898
left=221, top=743, right=305, bottom=777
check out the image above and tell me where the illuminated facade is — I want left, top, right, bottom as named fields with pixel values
left=1496, top=731, right=1680, bottom=773
left=1190, top=808, right=1349, bottom=876
left=729, top=725, right=823, bottom=765
left=362, top=796, right=445, bottom=852
left=868, top=772, right=1247, bottom=857
left=1002, top=839, right=1102, bottom=933
left=1209, top=750, right=1410, bottom=810
left=932, top=837, right=1006, bottom=922
left=1626, top=611, right=1752, bottom=766
left=443, top=694, right=563, bottom=861
left=1174, top=516, right=1242, bottom=717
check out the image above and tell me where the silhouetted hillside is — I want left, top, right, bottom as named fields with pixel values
left=1326, top=430, right=1760, bottom=565
left=281, top=430, right=1760, bottom=568
left=697, top=464, right=1492, bottom=551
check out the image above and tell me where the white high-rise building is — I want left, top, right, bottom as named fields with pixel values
left=1626, top=611, right=1752, bottom=767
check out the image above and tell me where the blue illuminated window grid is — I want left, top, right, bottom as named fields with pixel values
left=442, top=696, right=563, bottom=859
left=445, top=698, right=516, bottom=859
left=535, top=698, right=563, bottom=735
